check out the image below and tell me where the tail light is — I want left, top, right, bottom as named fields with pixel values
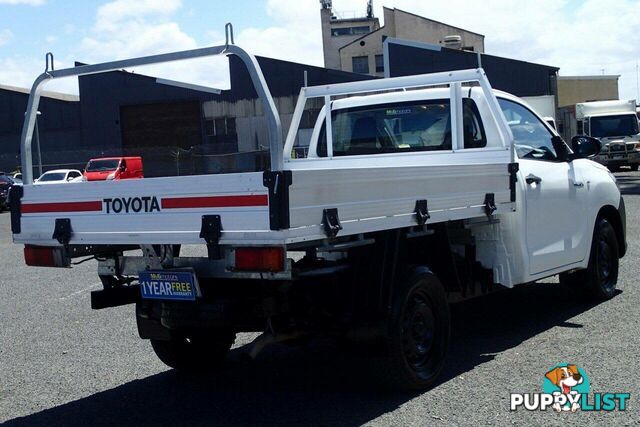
left=24, top=245, right=70, bottom=267
left=235, top=247, right=284, bottom=272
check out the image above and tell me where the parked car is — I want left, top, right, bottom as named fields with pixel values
left=34, top=169, right=83, bottom=185
left=83, top=156, right=144, bottom=181
left=0, top=174, right=16, bottom=212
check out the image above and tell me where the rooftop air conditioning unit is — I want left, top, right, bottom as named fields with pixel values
left=443, top=35, right=463, bottom=50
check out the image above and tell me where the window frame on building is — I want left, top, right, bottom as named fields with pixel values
left=331, top=26, right=371, bottom=37
left=375, top=54, right=384, bottom=73
left=352, top=55, right=370, bottom=74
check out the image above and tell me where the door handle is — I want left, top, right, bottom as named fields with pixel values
left=573, top=182, right=585, bottom=188
left=525, top=174, right=542, bottom=185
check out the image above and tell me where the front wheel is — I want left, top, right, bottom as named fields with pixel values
left=630, top=164, right=639, bottom=172
left=151, top=330, right=235, bottom=372
left=385, top=269, right=450, bottom=391
left=560, top=217, right=619, bottom=301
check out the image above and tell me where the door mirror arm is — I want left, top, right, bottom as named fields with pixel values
left=551, top=136, right=569, bottom=162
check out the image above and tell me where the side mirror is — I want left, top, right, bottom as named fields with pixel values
left=571, top=136, right=601, bottom=159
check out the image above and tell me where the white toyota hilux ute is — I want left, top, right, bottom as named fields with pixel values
left=11, top=39, right=625, bottom=391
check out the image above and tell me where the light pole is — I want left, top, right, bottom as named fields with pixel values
left=636, top=59, right=640, bottom=105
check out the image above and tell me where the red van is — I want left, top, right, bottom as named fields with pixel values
left=83, top=157, right=144, bottom=181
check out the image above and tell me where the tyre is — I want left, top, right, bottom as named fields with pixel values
left=630, top=164, right=639, bottom=172
left=560, top=217, right=619, bottom=301
left=151, top=330, right=235, bottom=371
left=385, top=269, right=450, bottom=391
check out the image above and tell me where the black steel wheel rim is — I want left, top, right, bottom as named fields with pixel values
left=401, top=289, right=436, bottom=371
left=597, top=234, right=615, bottom=292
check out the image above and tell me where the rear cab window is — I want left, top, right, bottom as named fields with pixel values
left=317, top=98, right=486, bottom=157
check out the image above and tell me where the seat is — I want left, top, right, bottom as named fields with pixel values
left=463, top=120, right=477, bottom=148
left=346, top=117, right=383, bottom=155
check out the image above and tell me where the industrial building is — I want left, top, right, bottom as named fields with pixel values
left=2, top=2, right=621, bottom=179
left=0, top=44, right=558, bottom=177
left=320, top=0, right=484, bottom=76
left=384, top=38, right=558, bottom=98
left=0, top=84, right=81, bottom=175
left=320, top=0, right=381, bottom=71
left=557, top=75, right=621, bottom=107
left=0, top=56, right=373, bottom=177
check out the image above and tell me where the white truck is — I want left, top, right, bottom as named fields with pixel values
left=522, top=95, right=557, bottom=129
left=560, top=99, right=640, bottom=171
left=11, top=34, right=626, bottom=390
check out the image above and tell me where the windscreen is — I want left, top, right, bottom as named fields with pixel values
left=86, top=159, right=120, bottom=172
left=38, top=172, right=66, bottom=182
left=590, top=114, right=639, bottom=138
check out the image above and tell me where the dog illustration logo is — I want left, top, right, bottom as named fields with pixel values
left=543, top=364, right=590, bottom=412
left=511, top=363, right=629, bottom=412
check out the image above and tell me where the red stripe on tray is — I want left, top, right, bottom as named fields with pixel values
left=22, top=201, right=102, bottom=214
left=161, top=194, right=269, bottom=209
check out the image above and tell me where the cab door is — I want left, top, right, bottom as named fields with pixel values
left=499, top=98, right=587, bottom=275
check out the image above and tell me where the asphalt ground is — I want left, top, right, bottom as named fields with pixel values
left=1, top=171, right=639, bottom=426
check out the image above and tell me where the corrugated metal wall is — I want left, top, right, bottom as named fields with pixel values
left=0, top=88, right=81, bottom=173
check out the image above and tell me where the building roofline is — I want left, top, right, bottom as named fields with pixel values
left=384, top=6, right=485, bottom=38
left=0, top=83, right=79, bottom=102
left=558, top=75, right=621, bottom=80
left=253, top=55, right=376, bottom=79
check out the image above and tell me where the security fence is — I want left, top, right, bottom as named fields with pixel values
left=0, top=145, right=269, bottom=179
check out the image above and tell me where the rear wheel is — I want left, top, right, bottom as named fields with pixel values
left=560, top=217, right=619, bottom=301
left=385, top=269, right=450, bottom=391
left=630, top=164, right=639, bottom=172
left=151, top=330, right=235, bottom=371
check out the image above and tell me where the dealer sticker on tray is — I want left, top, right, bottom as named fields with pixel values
left=139, top=270, right=200, bottom=301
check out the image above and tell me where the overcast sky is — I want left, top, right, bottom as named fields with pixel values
left=1, top=0, right=639, bottom=101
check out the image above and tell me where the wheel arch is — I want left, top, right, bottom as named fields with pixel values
left=597, top=204, right=626, bottom=258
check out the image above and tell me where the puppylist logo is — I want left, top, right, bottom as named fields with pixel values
left=510, top=364, right=630, bottom=413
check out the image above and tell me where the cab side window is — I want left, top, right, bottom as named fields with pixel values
left=462, top=98, right=486, bottom=149
left=498, top=98, right=558, bottom=161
